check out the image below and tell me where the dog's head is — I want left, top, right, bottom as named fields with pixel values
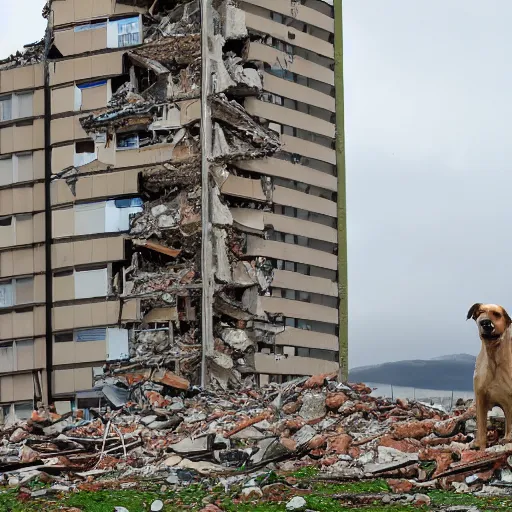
left=467, top=303, right=512, bottom=342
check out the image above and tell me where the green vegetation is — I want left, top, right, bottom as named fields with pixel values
left=0, top=478, right=511, bottom=511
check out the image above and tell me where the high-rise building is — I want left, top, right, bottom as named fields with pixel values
left=0, top=0, right=346, bottom=419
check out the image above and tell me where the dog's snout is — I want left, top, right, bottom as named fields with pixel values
left=480, top=319, right=494, bottom=331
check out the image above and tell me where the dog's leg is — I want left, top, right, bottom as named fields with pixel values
left=503, top=406, right=512, bottom=443
left=474, top=392, right=488, bottom=449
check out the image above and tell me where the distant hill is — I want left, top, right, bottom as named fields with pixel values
left=349, top=354, right=477, bottom=391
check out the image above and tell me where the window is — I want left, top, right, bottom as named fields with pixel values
left=76, top=328, right=107, bottom=342
left=15, top=278, right=34, bottom=305
left=55, top=331, right=73, bottom=343
left=0, top=158, right=13, bottom=186
left=116, top=133, right=139, bottom=150
left=16, top=153, right=33, bottom=183
left=74, top=140, right=96, bottom=167
left=0, top=96, right=12, bottom=121
left=17, top=93, right=33, bottom=119
left=0, top=282, right=13, bottom=308
left=107, top=16, right=141, bottom=48
left=114, top=197, right=143, bottom=208
left=74, top=267, right=108, bottom=300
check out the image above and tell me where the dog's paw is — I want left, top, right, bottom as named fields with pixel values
left=469, top=440, right=485, bottom=450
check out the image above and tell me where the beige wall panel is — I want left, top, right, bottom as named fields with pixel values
left=12, top=310, right=34, bottom=339
left=1, top=126, right=14, bottom=154
left=221, top=175, right=266, bottom=201
left=245, top=98, right=334, bottom=139
left=54, top=274, right=75, bottom=302
left=114, top=144, right=177, bottom=168
left=81, top=84, right=108, bottom=111
left=0, top=64, right=43, bottom=94
left=52, top=236, right=125, bottom=269
left=245, top=13, right=334, bottom=59
left=49, top=59, right=74, bottom=87
left=50, top=52, right=122, bottom=87
left=13, top=374, right=33, bottom=401
left=15, top=216, right=34, bottom=246
left=33, top=89, right=45, bottom=117
left=13, top=125, right=33, bottom=153
left=75, top=340, right=106, bottom=364
left=0, top=251, right=14, bottom=278
left=33, top=150, right=45, bottom=180
left=34, top=306, right=45, bottom=337
left=0, top=247, right=44, bottom=278
left=34, top=274, right=45, bottom=303
left=51, top=180, right=74, bottom=205
left=13, top=187, right=33, bottom=215
left=0, top=313, right=13, bottom=340
left=53, top=301, right=119, bottom=330
left=52, top=207, right=74, bottom=238
left=91, top=52, right=123, bottom=79
left=246, top=236, right=337, bottom=270
left=254, top=353, right=338, bottom=376
left=281, top=134, right=335, bottom=165
left=275, top=326, right=338, bottom=351
left=242, top=0, right=334, bottom=32
left=54, top=369, right=74, bottom=395
left=53, top=29, right=75, bottom=57
left=262, top=73, right=335, bottom=112
left=0, top=189, right=13, bottom=216
left=236, top=157, right=337, bottom=192
left=74, top=57, right=93, bottom=82
left=34, top=337, right=46, bottom=368
left=17, top=341, right=35, bottom=372
left=75, top=27, right=108, bottom=54
left=264, top=212, right=337, bottom=243
left=0, top=223, right=15, bottom=249
left=33, top=183, right=45, bottom=212
left=272, top=269, right=337, bottom=297
left=273, top=186, right=336, bottom=217
left=33, top=213, right=45, bottom=244
left=74, top=367, right=93, bottom=391
left=247, top=43, right=334, bottom=85
left=0, top=375, right=14, bottom=402
left=51, top=116, right=88, bottom=145
left=260, top=295, right=338, bottom=324
left=52, top=144, right=74, bottom=174
left=53, top=305, right=74, bottom=331
left=53, top=341, right=75, bottom=366
left=52, top=0, right=74, bottom=27
left=52, top=86, right=75, bottom=115
left=121, top=298, right=141, bottom=322
left=52, top=242, right=73, bottom=269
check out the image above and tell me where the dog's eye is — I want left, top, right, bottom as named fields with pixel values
left=495, top=313, right=502, bottom=319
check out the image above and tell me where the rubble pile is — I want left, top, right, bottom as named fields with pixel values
left=0, top=39, right=45, bottom=70
left=2, top=372, right=511, bottom=500
left=72, top=0, right=288, bottom=390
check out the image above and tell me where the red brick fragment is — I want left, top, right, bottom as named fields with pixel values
left=387, top=479, right=414, bottom=493
left=329, top=434, right=353, bottom=455
left=325, top=392, right=349, bottom=410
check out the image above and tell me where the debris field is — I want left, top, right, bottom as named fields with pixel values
left=1, top=372, right=512, bottom=510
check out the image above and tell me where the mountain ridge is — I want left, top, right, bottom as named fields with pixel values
left=349, top=353, right=476, bottom=391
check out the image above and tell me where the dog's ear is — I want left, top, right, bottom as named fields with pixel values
left=467, top=303, right=482, bottom=321
left=502, top=307, right=512, bottom=327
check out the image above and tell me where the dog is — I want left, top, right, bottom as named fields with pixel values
left=467, top=303, right=512, bottom=449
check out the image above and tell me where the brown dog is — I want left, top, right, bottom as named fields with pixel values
left=468, top=303, right=512, bottom=448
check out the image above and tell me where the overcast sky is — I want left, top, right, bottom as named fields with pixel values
left=1, top=1, right=508, bottom=368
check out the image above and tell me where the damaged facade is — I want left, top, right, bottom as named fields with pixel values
left=0, top=0, right=344, bottom=417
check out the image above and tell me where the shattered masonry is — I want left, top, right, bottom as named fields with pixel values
left=74, top=0, right=283, bottom=390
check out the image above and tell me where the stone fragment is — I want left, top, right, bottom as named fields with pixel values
left=286, top=496, right=307, bottom=511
